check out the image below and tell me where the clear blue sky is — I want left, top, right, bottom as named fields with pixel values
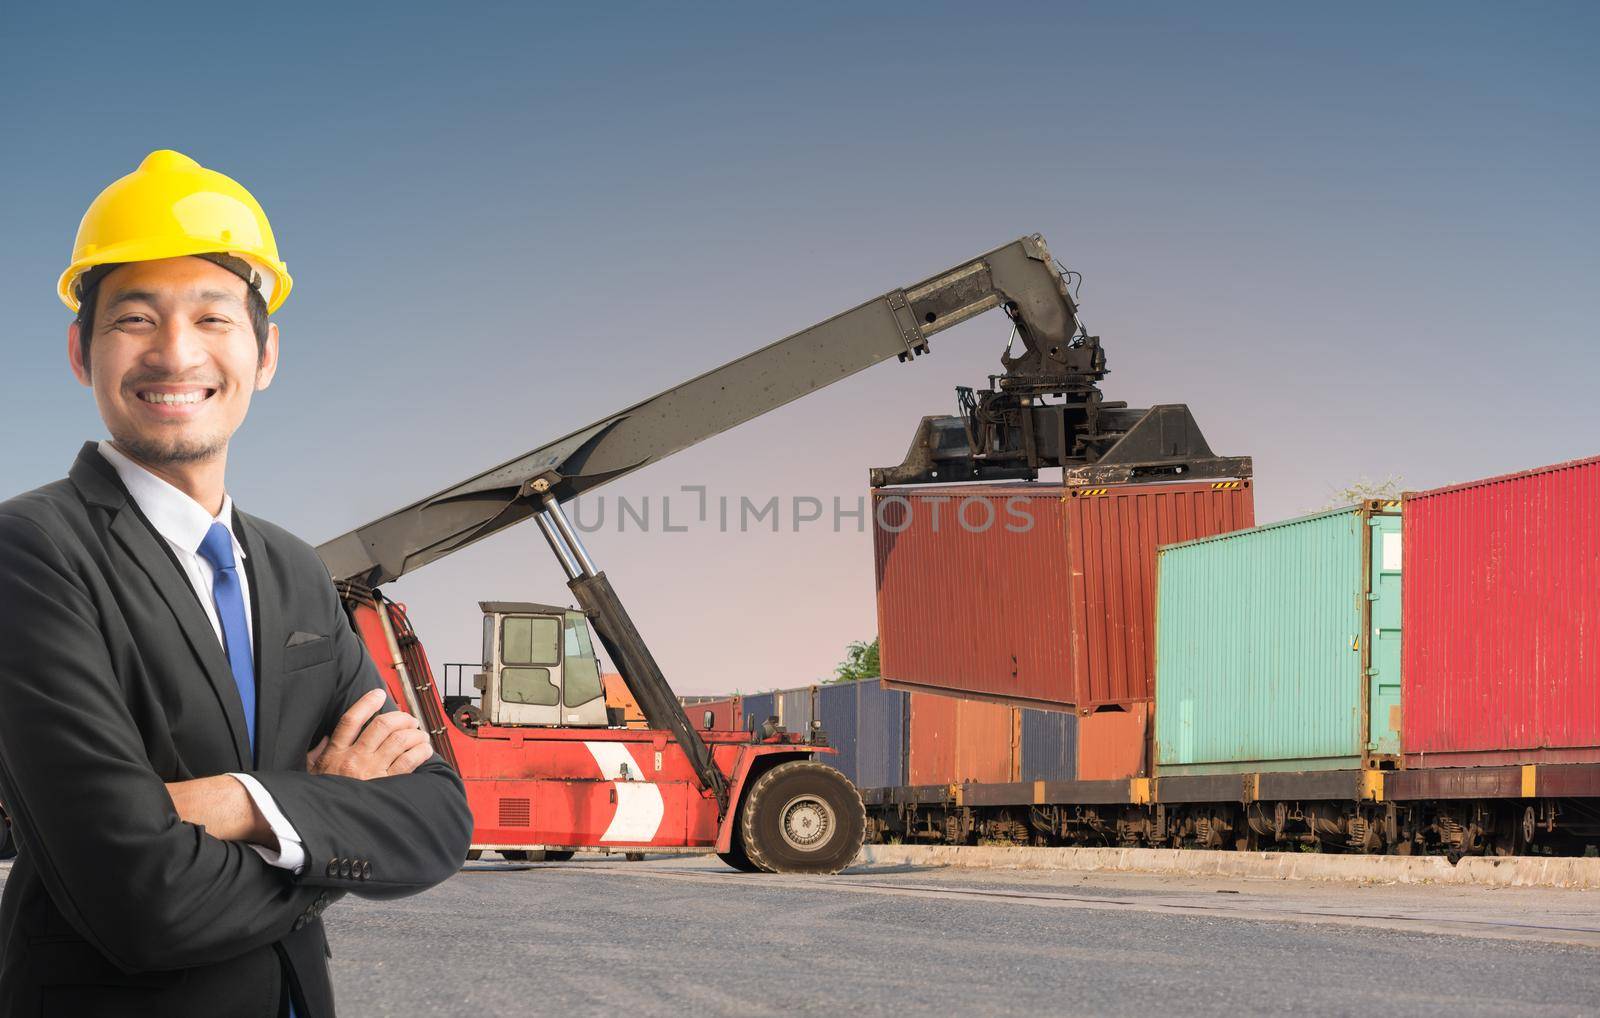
left=2, top=3, right=1595, bottom=692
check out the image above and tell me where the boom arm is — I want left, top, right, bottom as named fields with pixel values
left=316, top=233, right=1248, bottom=809
left=321, top=234, right=1248, bottom=588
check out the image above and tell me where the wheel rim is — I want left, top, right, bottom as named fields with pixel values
left=778, top=793, right=835, bottom=852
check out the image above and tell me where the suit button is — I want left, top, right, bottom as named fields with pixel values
left=293, top=916, right=307, bottom=931
left=326, top=858, right=340, bottom=877
left=340, top=859, right=353, bottom=878
left=359, top=861, right=371, bottom=880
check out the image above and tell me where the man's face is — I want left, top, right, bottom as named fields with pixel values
left=68, top=257, right=278, bottom=466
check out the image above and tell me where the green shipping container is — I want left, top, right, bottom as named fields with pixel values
left=1155, top=502, right=1402, bottom=775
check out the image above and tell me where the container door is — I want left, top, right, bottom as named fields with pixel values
left=1367, top=514, right=1403, bottom=756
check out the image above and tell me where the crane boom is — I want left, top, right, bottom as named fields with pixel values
left=314, top=232, right=1250, bottom=811
left=318, top=234, right=1246, bottom=587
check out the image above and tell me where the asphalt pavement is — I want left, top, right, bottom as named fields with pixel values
left=319, top=854, right=1600, bottom=1017
left=4, top=854, right=1596, bottom=1015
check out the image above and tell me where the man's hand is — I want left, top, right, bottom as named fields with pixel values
left=166, top=775, right=275, bottom=847
left=166, top=692, right=430, bottom=844
left=306, top=689, right=433, bottom=780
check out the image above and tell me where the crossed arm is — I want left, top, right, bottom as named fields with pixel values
left=165, top=689, right=434, bottom=847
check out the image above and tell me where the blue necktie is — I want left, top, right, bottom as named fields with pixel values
left=199, top=524, right=295, bottom=1016
left=197, top=521, right=256, bottom=757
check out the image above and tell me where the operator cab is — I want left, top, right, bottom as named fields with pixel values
left=475, top=601, right=607, bottom=727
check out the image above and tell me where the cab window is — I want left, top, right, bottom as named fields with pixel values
left=501, top=616, right=561, bottom=666
left=561, top=615, right=604, bottom=707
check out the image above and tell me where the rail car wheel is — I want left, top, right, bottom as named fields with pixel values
left=739, top=761, right=865, bottom=875
left=500, top=850, right=530, bottom=861
left=543, top=850, right=576, bottom=862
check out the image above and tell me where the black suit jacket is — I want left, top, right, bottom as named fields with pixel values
left=0, top=444, right=473, bottom=1017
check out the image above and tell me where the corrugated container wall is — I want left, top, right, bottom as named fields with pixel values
left=817, top=683, right=860, bottom=784
left=1155, top=503, right=1402, bottom=775
left=779, top=686, right=817, bottom=733
left=742, top=692, right=775, bottom=733
left=874, top=480, right=1253, bottom=710
left=906, top=691, right=1019, bottom=785
left=1403, top=455, right=1600, bottom=766
left=1019, top=708, right=1077, bottom=782
left=855, top=682, right=908, bottom=789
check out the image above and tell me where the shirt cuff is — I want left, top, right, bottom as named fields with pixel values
left=230, top=772, right=307, bottom=874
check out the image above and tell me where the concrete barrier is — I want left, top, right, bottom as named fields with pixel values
left=853, top=844, right=1600, bottom=889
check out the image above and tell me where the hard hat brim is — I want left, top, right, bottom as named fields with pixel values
left=59, top=236, right=292, bottom=314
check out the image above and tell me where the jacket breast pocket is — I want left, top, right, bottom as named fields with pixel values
left=282, top=635, right=334, bottom=674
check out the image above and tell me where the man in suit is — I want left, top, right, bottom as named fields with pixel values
left=0, top=150, right=474, bottom=1016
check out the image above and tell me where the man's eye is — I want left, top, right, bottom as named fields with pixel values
left=200, top=316, right=232, bottom=325
left=116, top=315, right=152, bottom=326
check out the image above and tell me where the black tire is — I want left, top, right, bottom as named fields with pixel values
left=739, top=760, right=864, bottom=875
left=717, top=830, right=763, bottom=873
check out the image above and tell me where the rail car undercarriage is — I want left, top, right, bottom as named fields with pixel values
left=862, top=767, right=1600, bottom=858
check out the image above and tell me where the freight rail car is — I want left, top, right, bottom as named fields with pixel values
left=822, top=455, right=1600, bottom=857
left=674, top=457, right=1597, bottom=859
left=739, top=676, right=1600, bottom=855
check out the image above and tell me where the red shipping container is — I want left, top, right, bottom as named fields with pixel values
left=685, top=696, right=741, bottom=733
left=1403, top=454, right=1600, bottom=767
left=874, top=480, right=1254, bottom=709
left=906, top=691, right=1019, bottom=785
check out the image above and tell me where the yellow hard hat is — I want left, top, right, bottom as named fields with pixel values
left=59, top=149, right=292, bottom=314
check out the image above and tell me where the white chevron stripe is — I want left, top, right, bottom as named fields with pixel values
left=584, top=742, right=666, bottom=842
left=585, top=741, right=642, bottom=780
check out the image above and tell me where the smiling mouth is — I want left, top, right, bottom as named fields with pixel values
left=137, top=388, right=217, bottom=406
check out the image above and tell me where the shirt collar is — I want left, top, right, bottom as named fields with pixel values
left=96, top=441, right=246, bottom=561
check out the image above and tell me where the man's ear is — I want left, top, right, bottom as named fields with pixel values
left=67, top=321, right=91, bottom=387
left=256, top=322, right=280, bottom=391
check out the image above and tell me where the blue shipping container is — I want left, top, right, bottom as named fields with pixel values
left=817, top=683, right=860, bottom=784
left=743, top=692, right=776, bottom=733
left=856, top=682, right=909, bottom=789
left=1019, top=708, right=1078, bottom=782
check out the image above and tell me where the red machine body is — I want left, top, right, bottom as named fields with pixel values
left=346, top=597, right=820, bottom=854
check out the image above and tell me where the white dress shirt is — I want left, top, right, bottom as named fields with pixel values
left=97, top=441, right=306, bottom=873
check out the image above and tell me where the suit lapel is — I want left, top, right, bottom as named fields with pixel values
left=72, top=444, right=251, bottom=771
left=235, top=511, right=285, bottom=770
